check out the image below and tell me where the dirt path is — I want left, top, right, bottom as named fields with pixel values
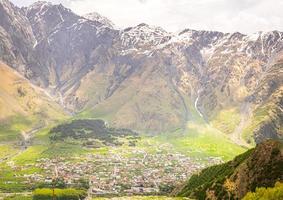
left=20, top=123, right=45, bottom=147
left=0, top=124, right=46, bottom=164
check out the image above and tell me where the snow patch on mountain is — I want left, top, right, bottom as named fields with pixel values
left=83, top=12, right=115, bottom=28
left=120, top=23, right=172, bottom=49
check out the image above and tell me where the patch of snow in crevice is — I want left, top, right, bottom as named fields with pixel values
left=155, top=34, right=194, bottom=49
left=59, top=92, right=65, bottom=108
left=194, top=89, right=204, bottom=118
left=246, top=32, right=260, bottom=42
left=33, top=39, right=38, bottom=48
left=200, top=45, right=216, bottom=61
left=220, top=48, right=234, bottom=55
left=56, top=6, right=64, bottom=23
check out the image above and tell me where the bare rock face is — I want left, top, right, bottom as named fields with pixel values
left=24, top=1, right=119, bottom=97
left=0, top=0, right=36, bottom=76
left=0, top=0, right=282, bottom=139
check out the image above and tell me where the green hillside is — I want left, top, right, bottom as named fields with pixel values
left=175, top=140, right=283, bottom=199
left=0, top=63, right=66, bottom=143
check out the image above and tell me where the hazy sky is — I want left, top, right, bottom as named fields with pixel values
left=10, top=0, right=283, bottom=34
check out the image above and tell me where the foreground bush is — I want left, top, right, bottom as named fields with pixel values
left=243, top=182, right=283, bottom=200
left=33, top=188, right=87, bottom=200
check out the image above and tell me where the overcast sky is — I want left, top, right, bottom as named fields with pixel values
left=10, top=0, right=283, bottom=34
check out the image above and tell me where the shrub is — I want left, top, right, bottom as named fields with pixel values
left=33, top=188, right=87, bottom=200
left=243, top=182, right=283, bottom=200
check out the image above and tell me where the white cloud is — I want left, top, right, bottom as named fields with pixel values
left=10, top=0, right=283, bottom=34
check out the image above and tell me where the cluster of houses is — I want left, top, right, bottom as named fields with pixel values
left=16, top=149, right=222, bottom=196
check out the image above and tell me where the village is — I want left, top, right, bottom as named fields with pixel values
left=9, top=148, right=222, bottom=197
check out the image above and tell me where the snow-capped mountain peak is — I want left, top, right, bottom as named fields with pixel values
left=120, top=23, right=172, bottom=49
left=83, top=12, right=115, bottom=28
left=27, top=1, right=52, bottom=10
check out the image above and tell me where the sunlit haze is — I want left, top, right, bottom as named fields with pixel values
left=11, top=0, right=283, bottom=33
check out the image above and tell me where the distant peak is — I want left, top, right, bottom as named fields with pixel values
left=130, top=23, right=168, bottom=34
left=26, top=1, right=54, bottom=14
left=178, top=28, right=196, bottom=35
left=178, top=28, right=225, bottom=36
left=228, top=32, right=246, bottom=40
left=137, top=23, right=149, bottom=27
left=27, top=1, right=70, bottom=13
left=120, top=22, right=172, bottom=50
left=29, top=1, right=52, bottom=8
left=83, top=12, right=114, bottom=28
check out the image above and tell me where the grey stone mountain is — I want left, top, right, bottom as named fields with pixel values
left=0, top=0, right=282, bottom=144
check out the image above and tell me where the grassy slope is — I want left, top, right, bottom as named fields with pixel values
left=77, top=67, right=187, bottom=133
left=156, top=122, right=246, bottom=161
left=0, top=62, right=66, bottom=142
left=0, top=145, right=18, bottom=160
left=211, top=108, right=241, bottom=135
left=242, top=87, right=283, bottom=142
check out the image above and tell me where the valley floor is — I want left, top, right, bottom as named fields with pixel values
left=92, top=196, right=188, bottom=200
left=0, top=194, right=187, bottom=200
left=0, top=120, right=247, bottom=198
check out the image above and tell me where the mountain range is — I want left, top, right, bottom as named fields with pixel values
left=0, top=0, right=282, bottom=146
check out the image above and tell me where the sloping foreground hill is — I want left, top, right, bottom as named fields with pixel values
left=174, top=140, right=283, bottom=199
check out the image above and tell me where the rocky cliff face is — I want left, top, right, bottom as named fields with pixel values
left=0, top=0, right=282, bottom=142
left=0, top=0, right=36, bottom=76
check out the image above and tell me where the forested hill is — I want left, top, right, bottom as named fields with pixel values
left=174, top=139, right=283, bottom=200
